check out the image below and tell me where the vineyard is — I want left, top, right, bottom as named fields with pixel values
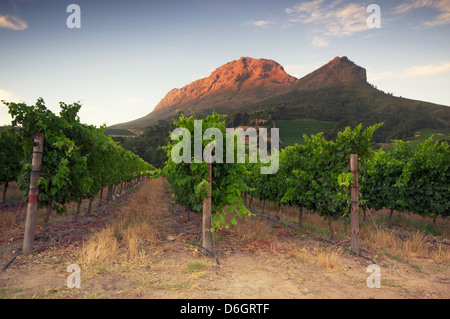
left=162, top=113, right=448, bottom=254
left=1, top=99, right=157, bottom=255
left=0, top=100, right=449, bottom=299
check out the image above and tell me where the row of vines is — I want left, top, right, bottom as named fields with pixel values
left=1, top=102, right=448, bottom=255
left=162, top=113, right=449, bottom=248
left=1, top=98, right=158, bottom=253
left=246, top=125, right=449, bottom=239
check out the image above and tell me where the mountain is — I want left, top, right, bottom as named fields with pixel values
left=110, top=56, right=449, bottom=142
left=154, top=57, right=297, bottom=112
left=292, top=56, right=367, bottom=90
left=111, top=57, right=297, bottom=128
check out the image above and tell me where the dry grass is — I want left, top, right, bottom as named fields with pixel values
left=360, top=223, right=450, bottom=262
left=362, top=226, right=402, bottom=252
left=245, top=200, right=450, bottom=267
left=316, top=249, right=340, bottom=271
left=286, top=244, right=341, bottom=271
left=0, top=209, right=23, bottom=229
left=3, top=177, right=446, bottom=279
left=290, top=247, right=315, bottom=264
left=124, top=215, right=157, bottom=261
left=2, top=179, right=449, bottom=299
left=230, top=206, right=344, bottom=271
left=402, top=231, right=428, bottom=257
left=79, top=179, right=164, bottom=267
left=80, top=226, right=120, bottom=266
left=431, top=244, right=450, bottom=264
left=230, top=214, right=271, bottom=241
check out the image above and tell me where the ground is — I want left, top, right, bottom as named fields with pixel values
left=0, top=178, right=449, bottom=299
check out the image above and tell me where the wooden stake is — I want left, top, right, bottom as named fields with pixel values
left=202, top=162, right=213, bottom=253
left=22, top=132, right=44, bottom=255
left=350, top=154, right=360, bottom=255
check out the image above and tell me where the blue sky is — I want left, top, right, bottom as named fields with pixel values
left=1, top=0, right=449, bottom=127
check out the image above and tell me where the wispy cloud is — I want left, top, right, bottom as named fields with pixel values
left=393, top=0, right=434, bottom=14
left=285, top=0, right=325, bottom=15
left=246, top=20, right=275, bottom=28
left=285, top=0, right=367, bottom=37
left=393, top=0, right=450, bottom=28
left=369, top=61, right=450, bottom=82
left=0, top=14, right=27, bottom=31
left=310, top=36, right=330, bottom=47
left=404, top=62, right=450, bottom=77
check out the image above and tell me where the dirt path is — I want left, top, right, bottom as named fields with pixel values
left=0, top=178, right=449, bottom=299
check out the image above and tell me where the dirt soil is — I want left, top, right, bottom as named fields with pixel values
left=0, top=178, right=449, bottom=299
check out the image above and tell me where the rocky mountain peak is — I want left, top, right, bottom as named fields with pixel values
left=293, top=56, right=367, bottom=90
left=153, top=57, right=297, bottom=111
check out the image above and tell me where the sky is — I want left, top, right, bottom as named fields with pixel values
left=1, top=0, right=450, bottom=127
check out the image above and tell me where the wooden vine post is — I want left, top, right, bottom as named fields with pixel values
left=202, top=157, right=213, bottom=252
left=23, top=132, right=44, bottom=255
left=350, top=154, right=360, bottom=255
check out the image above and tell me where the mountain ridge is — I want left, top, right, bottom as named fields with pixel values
left=109, top=56, right=449, bottom=132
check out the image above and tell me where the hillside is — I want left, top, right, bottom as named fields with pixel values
left=110, top=56, right=450, bottom=143
left=246, top=85, right=449, bottom=142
